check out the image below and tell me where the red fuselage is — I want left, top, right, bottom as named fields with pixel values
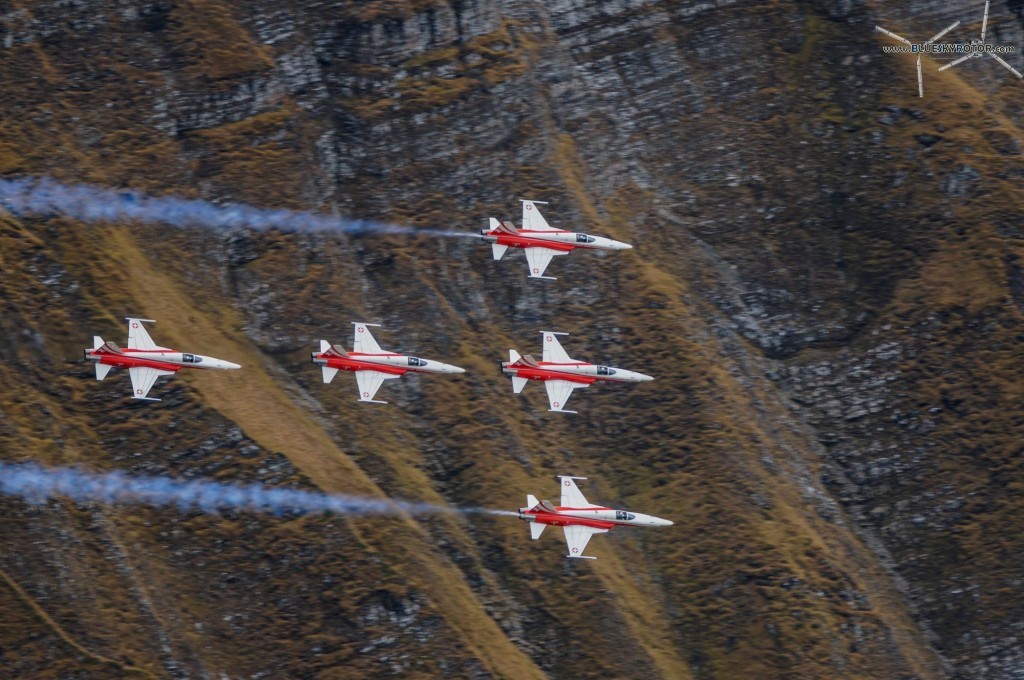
left=492, top=232, right=577, bottom=251
left=317, top=352, right=408, bottom=376
left=510, top=362, right=596, bottom=385
left=87, top=348, right=182, bottom=373
left=529, top=507, right=616, bottom=530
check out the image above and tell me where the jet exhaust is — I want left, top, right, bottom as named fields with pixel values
left=0, top=177, right=476, bottom=239
left=0, top=462, right=513, bottom=519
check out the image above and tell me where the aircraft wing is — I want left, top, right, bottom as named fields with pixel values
left=563, top=524, right=608, bottom=559
left=541, top=332, right=572, bottom=363
left=126, top=318, right=165, bottom=351
left=128, top=366, right=176, bottom=401
left=355, top=370, right=400, bottom=403
left=560, top=477, right=591, bottom=508
left=545, top=379, right=582, bottom=413
left=525, top=247, right=567, bottom=280
left=352, top=323, right=384, bottom=354
left=522, top=200, right=556, bottom=231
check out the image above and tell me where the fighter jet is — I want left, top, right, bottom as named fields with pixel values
left=311, top=322, right=465, bottom=404
left=500, top=331, right=653, bottom=413
left=481, top=200, right=632, bottom=280
left=84, top=318, right=241, bottom=401
left=519, top=476, right=673, bottom=559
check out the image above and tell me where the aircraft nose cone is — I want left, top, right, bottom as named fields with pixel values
left=637, top=372, right=654, bottom=382
left=221, top=360, right=242, bottom=370
left=450, top=365, right=466, bottom=374
left=620, top=242, right=634, bottom=250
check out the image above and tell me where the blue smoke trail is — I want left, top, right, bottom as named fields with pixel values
left=0, top=176, right=474, bottom=238
left=0, top=462, right=517, bottom=517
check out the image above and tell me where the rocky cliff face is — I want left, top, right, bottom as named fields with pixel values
left=1, top=0, right=1023, bottom=678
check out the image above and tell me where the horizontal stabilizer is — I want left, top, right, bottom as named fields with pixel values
left=322, top=366, right=339, bottom=384
left=511, top=376, right=528, bottom=394
left=93, top=336, right=104, bottom=350
left=526, top=494, right=539, bottom=509
left=492, top=243, right=509, bottom=260
left=320, top=339, right=330, bottom=353
left=530, top=523, right=546, bottom=540
left=488, top=217, right=500, bottom=231
left=509, top=349, right=522, bottom=364
left=95, top=363, right=112, bottom=381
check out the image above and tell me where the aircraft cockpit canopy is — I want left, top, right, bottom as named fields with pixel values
left=596, top=366, right=617, bottom=376
left=576, top=233, right=597, bottom=243
left=182, top=353, right=203, bottom=364
left=408, top=357, right=428, bottom=367
left=615, top=511, right=636, bottom=521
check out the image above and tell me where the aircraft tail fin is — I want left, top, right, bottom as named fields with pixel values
left=492, top=243, right=509, bottom=260
left=320, top=339, right=330, bottom=353
left=530, top=522, right=546, bottom=540
left=93, top=336, right=104, bottom=350
left=512, top=376, right=528, bottom=394
left=509, top=349, right=522, bottom=364
left=94, top=363, right=112, bottom=381
left=526, top=494, right=539, bottom=510
left=322, top=366, right=339, bottom=384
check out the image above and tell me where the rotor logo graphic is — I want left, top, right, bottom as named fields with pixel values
left=357, top=327, right=364, bottom=333
left=875, top=1, right=1021, bottom=98
left=136, top=389, right=143, bottom=395
left=564, top=480, right=570, bottom=486
left=131, top=322, right=138, bottom=328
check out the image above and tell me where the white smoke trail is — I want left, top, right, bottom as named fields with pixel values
left=0, top=176, right=475, bottom=238
left=0, top=462, right=516, bottom=518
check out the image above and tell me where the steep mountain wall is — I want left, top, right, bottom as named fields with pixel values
left=1, top=0, right=1022, bottom=677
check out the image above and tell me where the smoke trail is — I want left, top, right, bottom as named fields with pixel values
left=0, top=176, right=475, bottom=238
left=0, top=462, right=516, bottom=518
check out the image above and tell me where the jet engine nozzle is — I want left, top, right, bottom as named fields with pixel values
left=83, top=349, right=99, bottom=363
left=311, top=353, right=327, bottom=366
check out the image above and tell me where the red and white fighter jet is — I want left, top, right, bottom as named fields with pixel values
left=311, top=323, right=465, bottom=404
left=501, top=331, right=653, bottom=413
left=519, top=476, right=673, bottom=559
left=84, top=318, right=241, bottom=401
left=481, top=200, right=632, bottom=280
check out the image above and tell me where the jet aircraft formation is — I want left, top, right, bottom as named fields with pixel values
left=82, top=200, right=667, bottom=558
